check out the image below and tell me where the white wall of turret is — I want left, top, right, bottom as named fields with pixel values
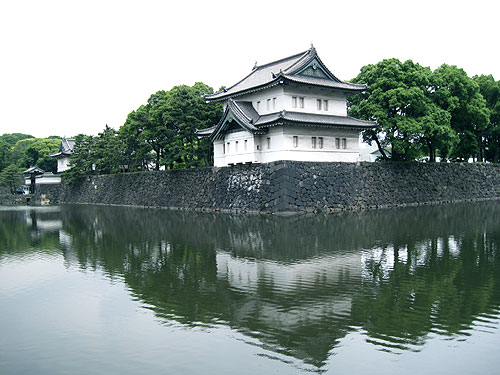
left=214, top=125, right=360, bottom=167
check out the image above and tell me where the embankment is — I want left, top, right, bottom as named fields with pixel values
left=37, top=161, right=500, bottom=213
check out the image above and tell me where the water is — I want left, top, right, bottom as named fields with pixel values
left=1, top=202, right=499, bottom=374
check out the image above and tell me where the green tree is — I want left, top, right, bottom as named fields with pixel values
left=159, top=82, right=221, bottom=168
left=348, top=59, right=456, bottom=161
left=23, top=138, right=61, bottom=173
left=93, top=125, right=122, bottom=174
left=0, top=164, right=23, bottom=189
left=473, top=74, right=500, bottom=162
left=432, top=65, right=489, bottom=162
left=63, top=134, right=96, bottom=184
left=121, top=82, right=221, bottom=170
left=0, top=139, right=11, bottom=172
left=120, top=107, right=154, bottom=171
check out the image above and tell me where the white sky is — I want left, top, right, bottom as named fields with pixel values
left=1, top=0, right=499, bottom=138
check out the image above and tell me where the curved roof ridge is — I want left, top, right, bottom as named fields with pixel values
left=254, top=49, right=309, bottom=71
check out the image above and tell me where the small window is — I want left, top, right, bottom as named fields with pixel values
left=267, top=99, right=271, bottom=110
left=299, top=97, right=304, bottom=108
left=318, top=137, right=324, bottom=149
left=317, top=99, right=322, bottom=110
left=227, top=142, right=230, bottom=153
left=273, top=97, right=277, bottom=109
left=335, top=138, right=340, bottom=149
left=293, top=136, right=298, bottom=148
left=223, top=143, right=226, bottom=154
left=256, top=101, right=260, bottom=111
left=342, top=138, right=347, bottom=149
left=244, top=139, right=248, bottom=151
left=267, top=137, right=271, bottom=149
left=256, top=144, right=260, bottom=150
left=292, top=96, right=297, bottom=108
left=312, top=137, right=317, bottom=149
left=323, top=100, right=328, bottom=111
left=235, top=141, right=238, bottom=152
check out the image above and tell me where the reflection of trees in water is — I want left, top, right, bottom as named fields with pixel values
left=0, top=208, right=61, bottom=258
left=4, top=202, right=499, bottom=369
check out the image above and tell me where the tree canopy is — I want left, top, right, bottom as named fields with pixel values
left=349, top=59, right=494, bottom=162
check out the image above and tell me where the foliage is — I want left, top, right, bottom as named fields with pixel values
left=23, top=138, right=61, bottom=173
left=432, top=65, right=489, bottom=161
left=0, top=164, right=23, bottom=189
left=63, top=134, right=96, bottom=185
left=120, top=82, right=222, bottom=171
left=349, top=60, right=493, bottom=162
left=473, top=75, right=500, bottom=162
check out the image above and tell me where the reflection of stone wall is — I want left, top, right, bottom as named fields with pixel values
left=38, top=161, right=500, bottom=213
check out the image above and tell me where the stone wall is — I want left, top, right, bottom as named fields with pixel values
left=37, top=161, right=500, bottom=213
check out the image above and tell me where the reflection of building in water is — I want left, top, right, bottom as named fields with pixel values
left=216, top=250, right=362, bottom=361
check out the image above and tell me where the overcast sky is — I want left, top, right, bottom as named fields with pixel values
left=1, top=0, right=499, bottom=138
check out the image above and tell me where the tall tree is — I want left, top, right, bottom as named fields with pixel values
left=23, top=138, right=61, bottom=173
left=63, top=134, right=96, bottom=184
left=473, top=74, right=500, bottom=162
left=432, top=65, right=489, bottom=162
left=93, top=125, right=122, bottom=174
left=348, top=59, right=456, bottom=161
left=120, top=108, right=153, bottom=171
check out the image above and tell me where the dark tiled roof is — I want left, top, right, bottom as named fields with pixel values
left=206, top=47, right=365, bottom=101
left=22, top=166, right=45, bottom=175
left=195, top=100, right=376, bottom=139
left=50, top=137, right=75, bottom=157
left=256, top=111, right=375, bottom=129
left=282, top=74, right=366, bottom=91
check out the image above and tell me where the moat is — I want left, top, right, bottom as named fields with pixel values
left=1, top=202, right=499, bottom=374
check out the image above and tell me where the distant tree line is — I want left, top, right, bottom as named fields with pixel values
left=348, top=60, right=500, bottom=162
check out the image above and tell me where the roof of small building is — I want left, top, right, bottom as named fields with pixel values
left=49, top=137, right=75, bottom=158
left=196, top=99, right=376, bottom=141
left=205, top=47, right=366, bottom=102
left=22, top=166, right=45, bottom=175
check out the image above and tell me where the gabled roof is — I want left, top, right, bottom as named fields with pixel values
left=50, top=137, right=75, bottom=158
left=205, top=47, right=366, bottom=102
left=197, top=100, right=267, bottom=141
left=22, top=166, right=45, bottom=175
left=195, top=100, right=376, bottom=141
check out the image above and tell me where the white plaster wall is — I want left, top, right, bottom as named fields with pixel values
left=214, top=130, right=260, bottom=167
left=57, top=157, right=71, bottom=172
left=235, top=86, right=284, bottom=116
left=24, top=175, right=62, bottom=185
left=283, top=86, right=348, bottom=116
left=259, top=126, right=361, bottom=164
left=234, top=85, right=348, bottom=117
left=214, top=125, right=362, bottom=166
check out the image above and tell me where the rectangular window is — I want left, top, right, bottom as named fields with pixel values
left=227, top=142, right=230, bottom=153
left=335, top=138, right=340, bottom=149
left=267, top=137, right=271, bottom=149
left=273, top=97, right=276, bottom=109
left=299, top=97, right=304, bottom=108
left=292, top=96, right=297, bottom=108
left=256, top=101, right=260, bottom=111
left=293, top=136, right=298, bottom=148
left=312, top=137, right=317, bottom=149
left=244, top=139, right=248, bottom=151
left=318, top=137, right=324, bottom=149
left=323, top=100, right=328, bottom=111
left=235, top=141, right=238, bottom=152
left=342, top=138, right=347, bottom=149
left=317, top=99, right=322, bottom=110
left=267, top=99, right=271, bottom=110
left=223, top=143, right=225, bottom=154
